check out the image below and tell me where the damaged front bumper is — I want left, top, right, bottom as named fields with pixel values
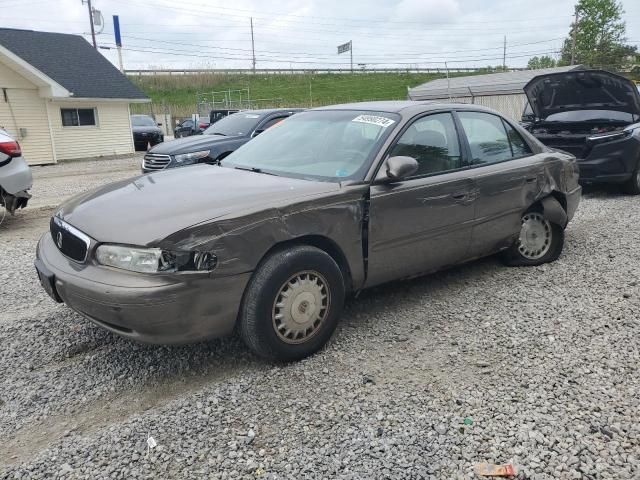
left=1, top=155, right=32, bottom=214
left=35, top=232, right=252, bottom=344
left=578, top=132, right=640, bottom=184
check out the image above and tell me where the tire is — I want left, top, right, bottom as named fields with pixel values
left=502, top=209, right=565, bottom=266
left=239, top=245, right=345, bottom=361
left=623, top=165, right=640, bottom=195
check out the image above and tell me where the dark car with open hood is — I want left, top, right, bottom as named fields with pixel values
left=35, top=101, right=581, bottom=361
left=523, top=69, right=640, bottom=194
left=142, top=109, right=302, bottom=173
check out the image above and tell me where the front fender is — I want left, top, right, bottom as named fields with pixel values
left=156, top=186, right=369, bottom=288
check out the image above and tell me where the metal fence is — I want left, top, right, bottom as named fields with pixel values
left=125, top=67, right=523, bottom=76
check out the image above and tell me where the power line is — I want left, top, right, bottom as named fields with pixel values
left=113, top=44, right=562, bottom=65
left=121, top=0, right=574, bottom=27
left=119, top=34, right=565, bottom=59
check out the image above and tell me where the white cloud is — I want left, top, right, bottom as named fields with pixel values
left=1, top=0, right=638, bottom=69
left=390, top=0, right=460, bottom=23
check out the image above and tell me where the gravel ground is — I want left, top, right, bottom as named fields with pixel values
left=1, top=163, right=639, bottom=479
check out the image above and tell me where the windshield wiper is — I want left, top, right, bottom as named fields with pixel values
left=208, top=132, right=227, bottom=136
left=233, top=166, right=277, bottom=176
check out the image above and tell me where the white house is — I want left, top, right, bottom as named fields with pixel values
left=0, top=28, right=149, bottom=165
left=407, top=66, right=585, bottom=121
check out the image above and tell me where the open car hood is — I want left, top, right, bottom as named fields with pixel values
left=524, top=70, right=640, bottom=120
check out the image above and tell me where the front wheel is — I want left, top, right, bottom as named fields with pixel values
left=239, top=245, right=345, bottom=361
left=502, top=211, right=564, bottom=266
left=623, top=166, right=640, bottom=195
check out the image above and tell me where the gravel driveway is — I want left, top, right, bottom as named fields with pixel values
left=0, top=161, right=638, bottom=479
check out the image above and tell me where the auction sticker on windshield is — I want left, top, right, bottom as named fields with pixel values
left=352, top=115, right=395, bottom=128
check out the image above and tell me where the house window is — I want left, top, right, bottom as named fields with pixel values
left=61, top=108, right=97, bottom=127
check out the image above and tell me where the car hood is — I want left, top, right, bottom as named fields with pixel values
left=149, top=134, right=241, bottom=154
left=132, top=126, right=162, bottom=134
left=524, top=70, right=640, bottom=120
left=56, top=165, right=340, bottom=246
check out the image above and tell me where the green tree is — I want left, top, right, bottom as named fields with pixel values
left=527, top=55, right=557, bottom=69
left=559, top=0, right=637, bottom=70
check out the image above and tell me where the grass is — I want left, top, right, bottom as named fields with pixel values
left=128, top=72, right=461, bottom=117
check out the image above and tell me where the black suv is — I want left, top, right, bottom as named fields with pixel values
left=143, top=109, right=302, bottom=173
left=523, top=69, right=640, bottom=194
left=131, top=115, right=164, bottom=151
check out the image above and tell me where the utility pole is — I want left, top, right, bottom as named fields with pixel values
left=250, top=17, right=256, bottom=73
left=502, top=35, right=506, bottom=71
left=82, top=0, right=97, bottom=48
left=444, top=62, right=451, bottom=100
left=571, top=7, right=579, bottom=65
left=350, top=40, right=353, bottom=73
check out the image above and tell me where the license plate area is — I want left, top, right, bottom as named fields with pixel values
left=34, top=259, right=63, bottom=303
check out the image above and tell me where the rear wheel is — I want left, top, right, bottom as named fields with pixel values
left=623, top=165, right=640, bottom=195
left=502, top=210, right=564, bottom=266
left=239, top=245, right=345, bottom=361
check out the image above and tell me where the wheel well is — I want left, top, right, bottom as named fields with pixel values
left=529, top=191, right=567, bottom=213
left=261, top=236, right=353, bottom=292
left=528, top=192, right=568, bottom=227
left=549, top=191, right=567, bottom=212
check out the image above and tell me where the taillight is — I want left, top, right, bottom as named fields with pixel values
left=0, top=140, right=21, bottom=157
left=199, top=123, right=207, bottom=129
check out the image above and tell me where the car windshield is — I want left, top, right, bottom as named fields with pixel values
left=221, top=110, right=400, bottom=182
left=544, top=110, right=635, bottom=123
left=131, top=116, right=156, bottom=127
left=203, top=112, right=263, bottom=136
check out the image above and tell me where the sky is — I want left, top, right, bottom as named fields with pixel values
left=1, top=0, right=639, bottom=71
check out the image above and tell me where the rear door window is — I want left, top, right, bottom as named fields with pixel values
left=457, top=111, right=513, bottom=165
left=503, top=121, right=532, bottom=158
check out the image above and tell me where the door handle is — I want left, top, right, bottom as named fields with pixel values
left=452, top=192, right=468, bottom=200
left=525, top=176, right=537, bottom=183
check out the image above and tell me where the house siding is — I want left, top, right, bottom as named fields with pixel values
left=49, top=100, right=135, bottom=160
left=0, top=60, right=55, bottom=165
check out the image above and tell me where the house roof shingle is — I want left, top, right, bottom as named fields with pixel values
left=0, top=28, right=147, bottom=100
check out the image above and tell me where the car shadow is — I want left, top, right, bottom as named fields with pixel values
left=581, top=183, right=628, bottom=199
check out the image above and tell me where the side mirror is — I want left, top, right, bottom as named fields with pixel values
left=385, top=156, right=418, bottom=181
left=157, top=123, right=163, bottom=127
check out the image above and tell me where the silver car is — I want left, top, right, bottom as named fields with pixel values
left=35, top=102, right=581, bottom=361
left=0, top=128, right=32, bottom=215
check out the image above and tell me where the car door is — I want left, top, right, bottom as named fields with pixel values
left=366, top=112, right=477, bottom=287
left=455, top=110, right=543, bottom=258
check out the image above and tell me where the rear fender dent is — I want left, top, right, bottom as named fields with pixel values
left=541, top=195, right=568, bottom=228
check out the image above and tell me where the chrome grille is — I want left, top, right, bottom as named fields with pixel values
left=50, top=217, right=91, bottom=263
left=143, top=153, right=171, bottom=171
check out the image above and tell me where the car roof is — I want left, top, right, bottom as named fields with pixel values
left=236, top=108, right=305, bottom=116
left=312, top=100, right=497, bottom=116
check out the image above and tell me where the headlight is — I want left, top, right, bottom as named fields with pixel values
left=95, top=244, right=216, bottom=273
left=174, top=150, right=210, bottom=164
left=624, top=122, right=640, bottom=135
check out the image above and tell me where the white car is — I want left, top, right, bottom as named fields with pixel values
left=0, top=128, right=32, bottom=214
